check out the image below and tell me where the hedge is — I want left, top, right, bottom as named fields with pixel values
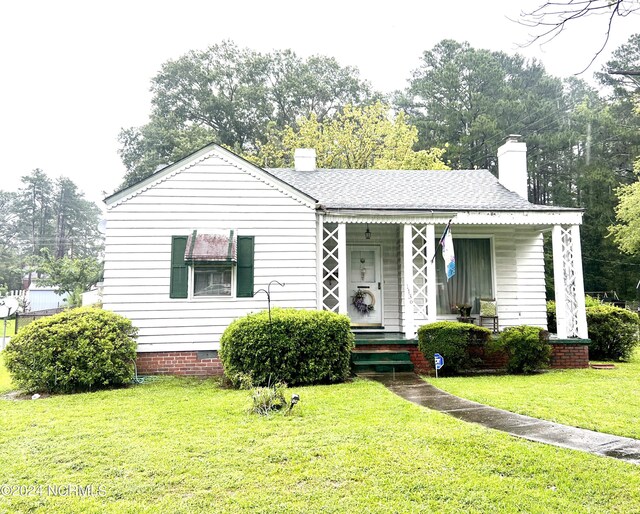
left=4, top=307, right=137, bottom=393
left=586, top=304, right=640, bottom=361
left=219, top=308, right=354, bottom=386
left=417, top=321, right=491, bottom=375
left=498, top=325, right=551, bottom=373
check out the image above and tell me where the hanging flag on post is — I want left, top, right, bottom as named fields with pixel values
left=430, top=219, right=456, bottom=281
left=441, top=222, right=456, bottom=280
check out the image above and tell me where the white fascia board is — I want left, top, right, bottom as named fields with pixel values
left=322, top=210, right=583, bottom=226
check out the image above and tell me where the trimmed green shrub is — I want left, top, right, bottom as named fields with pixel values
left=586, top=305, right=640, bottom=361
left=548, top=296, right=601, bottom=335
left=417, top=321, right=492, bottom=375
left=219, top=308, right=354, bottom=386
left=498, top=325, right=551, bottom=374
left=546, top=301, right=557, bottom=334
left=4, top=307, right=137, bottom=393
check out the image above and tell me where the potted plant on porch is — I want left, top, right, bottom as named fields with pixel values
left=455, top=303, right=472, bottom=318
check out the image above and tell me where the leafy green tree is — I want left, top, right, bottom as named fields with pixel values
left=396, top=40, right=571, bottom=205
left=37, top=249, right=102, bottom=301
left=118, top=40, right=374, bottom=188
left=251, top=102, right=448, bottom=170
left=610, top=156, right=640, bottom=255
left=1, top=171, right=103, bottom=293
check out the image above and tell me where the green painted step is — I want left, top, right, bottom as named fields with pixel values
left=352, top=350, right=412, bottom=362
left=351, top=350, right=414, bottom=373
left=352, top=361, right=415, bottom=373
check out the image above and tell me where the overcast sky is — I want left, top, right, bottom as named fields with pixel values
left=1, top=0, right=638, bottom=207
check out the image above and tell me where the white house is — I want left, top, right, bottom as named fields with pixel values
left=103, top=137, right=588, bottom=375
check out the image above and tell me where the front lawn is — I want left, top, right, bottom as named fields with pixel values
left=1, top=361, right=640, bottom=512
left=1, top=317, right=16, bottom=338
left=0, top=355, right=12, bottom=394
left=430, top=349, right=640, bottom=439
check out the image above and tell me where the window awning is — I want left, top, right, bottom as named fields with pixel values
left=184, top=230, right=237, bottom=264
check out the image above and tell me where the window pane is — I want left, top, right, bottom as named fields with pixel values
left=194, top=267, right=232, bottom=296
left=350, top=249, right=376, bottom=282
left=435, top=238, right=493, bottom=315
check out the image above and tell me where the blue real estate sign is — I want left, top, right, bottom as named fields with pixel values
left=434, top=353, right=444, bottom=370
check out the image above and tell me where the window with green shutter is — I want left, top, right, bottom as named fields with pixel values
left=170, top=236, right=189, bottom=298
left=170, top=233, right=254, bottom=299
left=236, top=236, right=254, bottom=297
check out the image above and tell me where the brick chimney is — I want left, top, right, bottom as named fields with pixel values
left=497, top=135, right=528, bottom=199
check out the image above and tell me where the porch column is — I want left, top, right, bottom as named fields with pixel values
left=402, top=225, right=416, bottom=337
left=337, top=223, right=348, bottom=315
left=425, top=224, right=437, bottom=324
left=316, top=213, right=324, bottom=310
left=552, top=225, right=588, bottom=338
left=571, top=225, right=588, bottom=338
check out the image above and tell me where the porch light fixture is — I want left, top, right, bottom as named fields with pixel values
left=365, top=224, right=371, bottom=240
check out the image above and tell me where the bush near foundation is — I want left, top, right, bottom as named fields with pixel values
left=547, top=296, right=601, bottom=335
left=4, top=307, right=137, bottom=393
left=586, top=305, right=640, bottom=361
left=220, top=308, right=354, bottom=386
left=417, top=321, right=491, bottom=375
left=498, top=325, right=551, bottom=373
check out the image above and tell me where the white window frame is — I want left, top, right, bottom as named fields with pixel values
left=189, top=263, right=236, bottom=301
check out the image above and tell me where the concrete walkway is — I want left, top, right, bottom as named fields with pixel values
left=369, top=372, right=640, bottom=465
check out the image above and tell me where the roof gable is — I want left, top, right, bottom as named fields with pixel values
left=104, top=144, right=316, bottom=208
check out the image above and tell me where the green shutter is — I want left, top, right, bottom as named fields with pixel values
left=236, top=236, right=254, bottom=297
left=170, top=236, right=189, bottom=298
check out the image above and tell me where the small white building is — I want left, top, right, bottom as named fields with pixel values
left=103, top=138, right=587, bottom=374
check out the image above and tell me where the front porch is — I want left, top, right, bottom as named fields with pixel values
left=319, top=216, right=588, bottom=341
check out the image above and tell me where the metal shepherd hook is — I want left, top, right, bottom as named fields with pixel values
left=253, top=280, right=285, bottom=322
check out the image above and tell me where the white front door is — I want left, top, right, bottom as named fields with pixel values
left=347, top=245, right=383, bottom=326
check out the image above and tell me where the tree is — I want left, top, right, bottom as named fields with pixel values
left=37, top=249, right=102, bottom=300
left=250, top=102, right=449, bottom=170
left=396, top=40, right=570, bottom=203
left=598, top=34, right=640, bottom=96
left=118, top=41, right=374, bottom=188
left=51, top=177, right=103, bottom=259
left=518, top=1, right=640, bottom=71
left=0, top=171, right=103, bottom=294
left=14, top=169, right=54, bottom=256
left=610, top=156, right=640, bottom=255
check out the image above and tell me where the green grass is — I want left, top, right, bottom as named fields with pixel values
left=429, top=350, right=640, bottom=440
left=0, top=355, right=13, bottom=394
left=1, top=363, right=640, bottom=512
left=1, top=317, right=16, bottom=337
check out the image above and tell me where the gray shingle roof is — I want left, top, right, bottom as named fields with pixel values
left=266, top=168, right=569, bottom=211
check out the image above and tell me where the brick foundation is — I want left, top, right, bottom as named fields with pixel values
left=136, top=351, right=224, bottom=376
left=137, top=341, right=590, bottom=377
left=549, top=343, right=589, bottom=369
left=354, top=340, right=589, bottom=373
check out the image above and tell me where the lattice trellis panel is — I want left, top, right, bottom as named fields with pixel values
left=411, top=224, right=429, bottom=322
left=321, top=223, right=340, bottom=312
left=560, top=227, right=579, bottom=337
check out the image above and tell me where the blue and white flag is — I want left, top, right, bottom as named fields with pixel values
left=441, top=223, right=456, bottom=280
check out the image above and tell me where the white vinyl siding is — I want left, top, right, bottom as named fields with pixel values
left=493, top=228, right=547, bottom=329
left=103, top=154, right=317, bottom=352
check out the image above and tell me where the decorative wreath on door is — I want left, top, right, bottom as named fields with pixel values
left=352, top=289, right=375, bottom=314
